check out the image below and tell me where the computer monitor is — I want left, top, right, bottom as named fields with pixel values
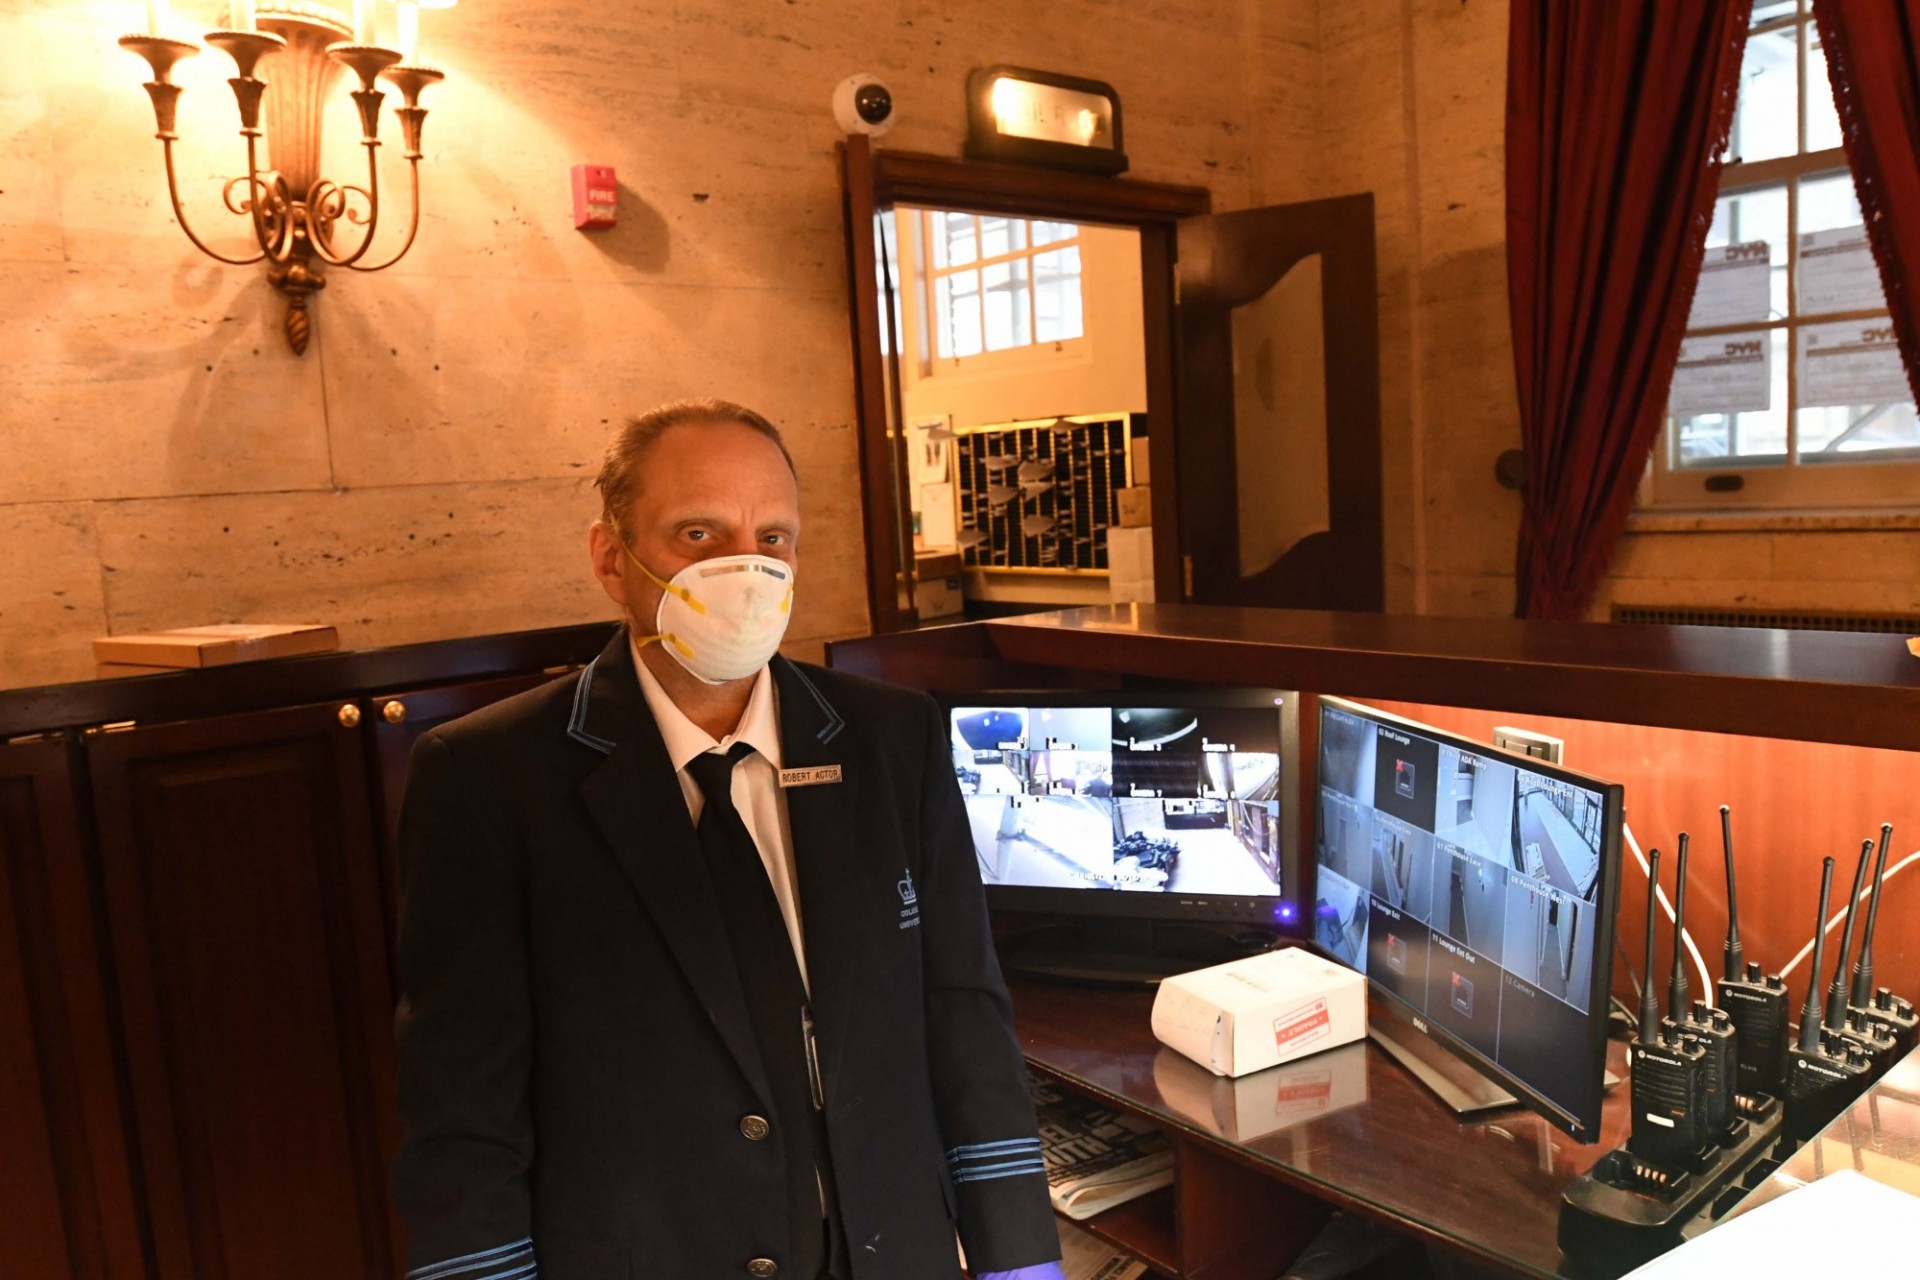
left=940, top=690, right=1302, bottom=932
left=1312, top=695, right=1625, bottom=1141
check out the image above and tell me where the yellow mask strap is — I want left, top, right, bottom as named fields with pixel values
left=608, top=518, right=707, bottom=616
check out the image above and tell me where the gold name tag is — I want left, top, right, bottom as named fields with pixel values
left=779, top=765, right=842, bottom=788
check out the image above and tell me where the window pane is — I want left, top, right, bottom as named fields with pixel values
left=952, top=294, right=983, bottom=357
left=943, top=212, right=977, bottom=267
left=937, top=272, right=983, bottom=358
left=979, top=215, right=1026, bottom=259
left=1705, top=199, right=1732, bottom=250
left=1750, top=0, right=1796, bottom=23
left=1702, top=186, right=1788, bottom=322
left=1797, top=173, right=1886, bottom=316
left=1671, top=328, right=1786, bottom=466
left=1796, top=320, right=1916, bottom=459
left=1806, top=25, right=1842, bottom=152
left=1798, top=403, right=1920, bottom=460
left=982, top=259, right=1031, bottom=351
left=1732, top=24, right=1798, bottom=163
left=1032, top=220, right=1079, bottom=246
left=934, top=275, right=951, bottom=356
left=1034, top=246, right=1084, bottom=342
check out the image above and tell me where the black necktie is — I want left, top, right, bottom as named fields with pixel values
left=684, top=744, right=841, bottom=1277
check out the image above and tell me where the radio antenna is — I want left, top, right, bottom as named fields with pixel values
left=1721, top=805, right=1743, bottom=981
left=1668, top=833, right=1691, bottom=1022
left=1799, top=857, right=1836, bottom=1055
left=1641, top=847, right=1662, bottom=1040
left=1826, top=839, right=1873, bottom=1027
left=1851, top=823, right=1895, bottom=1008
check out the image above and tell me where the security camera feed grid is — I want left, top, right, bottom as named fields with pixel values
left=1313, top=700, right=1610, bottom=1120
left=950, top=703, right=1284, bottom=896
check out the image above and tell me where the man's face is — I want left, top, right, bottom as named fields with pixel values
left=590, top=419, right=801, bottom=631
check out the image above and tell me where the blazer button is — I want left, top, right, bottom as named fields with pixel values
left=739, top=1114, right=771, bottom=1141
left=746, top=1258, right=778, bottom=1277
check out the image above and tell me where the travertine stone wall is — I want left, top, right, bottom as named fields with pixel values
left=0, top=0, right=1299, bottom=688
left=1311, top=0, right=1520, bottom=617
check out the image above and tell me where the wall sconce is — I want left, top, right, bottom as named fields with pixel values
left=119, top=2, right=454, bottom=355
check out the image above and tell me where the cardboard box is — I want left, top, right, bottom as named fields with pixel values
left=1151, top=947, right=1366, bottom=1077
left=1116, top=486, right=1152, bottom=528
left=914, top=550, right=964, bottom=580
left=92, top=624, right=339, bottom=669
left=911, top=552, right=966, bottom=620
left=1106, top=526, right=1155, bottom=604
left=1130, top=435, right=1151, bottom=487
left=914, top=574, right=965, bottom=620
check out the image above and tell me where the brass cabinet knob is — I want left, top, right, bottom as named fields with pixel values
left=382, top=700, right=407, bottom=724
left=338, top=704, right=362, bottom=728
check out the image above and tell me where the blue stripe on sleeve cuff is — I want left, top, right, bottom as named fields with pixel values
left=407, top=1238, right=535, bottom=1280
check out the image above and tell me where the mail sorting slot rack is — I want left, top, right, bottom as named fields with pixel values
left=952, top=412, right=1139, bottom=573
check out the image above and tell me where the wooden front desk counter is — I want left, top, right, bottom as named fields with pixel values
left=1010, top=975, right=1631, bottom=1280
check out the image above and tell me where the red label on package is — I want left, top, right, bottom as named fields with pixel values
left=1273, top=998, right=1332, bottom=1053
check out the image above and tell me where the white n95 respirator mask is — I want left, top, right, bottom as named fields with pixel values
left=620, top=541, right=794, bottom=684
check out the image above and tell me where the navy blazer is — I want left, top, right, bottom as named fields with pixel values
left=392, top=629, right=1058, bottom=1279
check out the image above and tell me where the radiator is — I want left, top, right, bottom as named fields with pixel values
left=1610, top=605, right=1920, bottom=634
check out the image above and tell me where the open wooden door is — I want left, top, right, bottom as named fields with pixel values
left=1175, top=193, right=1384, bottom=611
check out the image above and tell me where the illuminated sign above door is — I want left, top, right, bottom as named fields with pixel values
left=965, top=66, right=1128, bottom=176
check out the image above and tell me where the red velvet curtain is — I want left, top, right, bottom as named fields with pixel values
left=1813, top=2, right=1920, bottom=407
left=1506, top=2, right=1752, bottom=620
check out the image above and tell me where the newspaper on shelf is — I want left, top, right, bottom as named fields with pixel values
left=1032, top=1076, right=1175, bottom=1222
left=1057, top=1218, right=1150, bottom=1280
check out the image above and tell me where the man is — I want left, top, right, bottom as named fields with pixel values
left=393, top=399, right=1064, bottom=1280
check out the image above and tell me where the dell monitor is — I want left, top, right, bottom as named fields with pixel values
left=940, top=690, right=1302, bottom=979
left=1312, top=695, right=1624, bottom=1141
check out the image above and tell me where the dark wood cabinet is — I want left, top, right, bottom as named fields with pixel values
left=1, top=736, right=144, bottom=1280
left=0, top=624, right=611, bottom=1280
left=363, top=672, right=554, bottom=970
left=86, top=703, right=401, bottom=1280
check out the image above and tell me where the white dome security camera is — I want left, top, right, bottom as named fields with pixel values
left=833, top=74, right=896, bottom=137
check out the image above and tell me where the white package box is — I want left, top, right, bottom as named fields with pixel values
left=1151, top=947, right=1365, bottom=1078
left=1106, top=525, right=1155, bottom=603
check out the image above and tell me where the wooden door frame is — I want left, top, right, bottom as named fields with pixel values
left=837, top=138, right=1211, bottom=632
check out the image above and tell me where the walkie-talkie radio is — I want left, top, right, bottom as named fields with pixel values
left=1628, top=848, right=1711, bottom=1169
left=1785, top=857, right=1872, bottom=1141
left=1713, top=806, right=1790, bottom=1098
left=1823, top=838, right=1901, bottom=1080
left=1666, top=834, right=1739, bottom=1142
left=1848, top=823, right=1918, bottom=1055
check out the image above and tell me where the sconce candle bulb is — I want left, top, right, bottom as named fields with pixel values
left=230, top=1, right=257, bottom=32
left=396, top=0, right=419, bottom=62
left=147, top=0, right=170, bottom=37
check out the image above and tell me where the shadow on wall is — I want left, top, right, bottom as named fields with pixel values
left=580, top=181, right=671, bottom=274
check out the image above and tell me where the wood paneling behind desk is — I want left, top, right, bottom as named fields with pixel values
left=1366, top=699, right=1920, bottom=1013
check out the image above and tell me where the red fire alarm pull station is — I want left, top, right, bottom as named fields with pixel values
left=571, top=164, right=617, bottom=230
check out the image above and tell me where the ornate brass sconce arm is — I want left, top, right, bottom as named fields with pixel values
left=119, top=6, right=449, bottom=356
left=343, top=64, right=442, bottom=272
left=121, top=33, right=271, bottom=267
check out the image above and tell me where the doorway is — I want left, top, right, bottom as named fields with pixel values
left=893, top=205, right=1149, bottom=618
left=839, top=140, right=1384, bottom=631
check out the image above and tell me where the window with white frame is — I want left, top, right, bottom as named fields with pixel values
left=924, top=210, right=1085, bottom=359
left=1654, top=0, right=1920, bottom=508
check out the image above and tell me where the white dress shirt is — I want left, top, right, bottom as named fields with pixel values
left=632, top=643, right=810, bottom=990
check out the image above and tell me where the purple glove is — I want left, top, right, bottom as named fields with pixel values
left=976, top=1266, right=1066, bottom=1280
